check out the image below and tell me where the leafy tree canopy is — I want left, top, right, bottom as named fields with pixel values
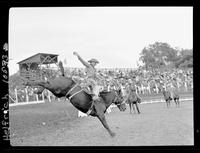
left=139, top=42, right=192, bottom=69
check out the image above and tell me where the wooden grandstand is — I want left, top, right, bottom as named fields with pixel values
left=17, top=53, right=58, bottom=81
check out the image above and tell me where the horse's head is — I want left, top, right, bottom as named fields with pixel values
left=113, top=89, right=126, bottom=111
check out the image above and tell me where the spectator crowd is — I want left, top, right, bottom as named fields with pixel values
left=9, top=66, right=193, bottom=104
left=63, top=67, right=193, bottom=95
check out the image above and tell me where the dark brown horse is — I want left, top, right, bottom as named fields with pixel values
left=126, top=92, right=141, bottom=114
left=159, top=83, right=180, bottom=108
left=23, top=75, right=126, bottom=137
left=123, top=86, right=141, bottom=114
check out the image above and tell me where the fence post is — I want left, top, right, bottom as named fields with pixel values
left=15, top=88, right=18, bottom=103
left=36, top=94, right=39, bottom=101
left=184, top=82, right=188, bottom=91
left=25, top=87, right=29, bottom=102
left=42, top=92, right=44, bottom=101
left=135, top=85, right=138, bottom=94
left=141, top=85, right=144, bottom=94
left=164, top=83, right=167, bottom=91
left=191, top=81, right=193, bottom=90
left=155, top=84, right=159, bottom=94
left=48, top=90, right=51, bottom=102
left=148, top=84, right=151, bottom=94
left=177, top=82, right=180, bottom=91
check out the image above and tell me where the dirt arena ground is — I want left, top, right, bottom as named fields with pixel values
left=9, top=93, right=193, bottom=146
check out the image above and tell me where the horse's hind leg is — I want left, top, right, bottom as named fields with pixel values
left=176, top=98, right=180, bottom=108
left=178, top=99, right=180, bottom=107
left=129, top=103, right=132, bottom=114
left=166, top=100, right=170, bottom=108
left=174, top=99, right=178, bottom=107
left=97, top=114, right=116, bottom=137
left=132, top=103, right=136, bottom=114
left=135, top=103, right=140, bottom=114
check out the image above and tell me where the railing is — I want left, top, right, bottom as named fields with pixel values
left=134, top=81, right=193, bottom=96
left=9, top=78, right=193, bottom=108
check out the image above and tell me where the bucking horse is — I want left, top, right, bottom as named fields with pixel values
left=23, top=61, right=126, bottom=137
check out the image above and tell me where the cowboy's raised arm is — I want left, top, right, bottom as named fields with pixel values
left=73, top=52, right=90, bottom=68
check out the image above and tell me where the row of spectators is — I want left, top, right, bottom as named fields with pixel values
left=10, top=67, right=193, bottom=103
left=61, top=67, right=193, bottom=94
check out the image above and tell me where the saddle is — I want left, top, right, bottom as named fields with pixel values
left=72, top=77, right=107, bottom=97
left=84, top=88, right=107, bottom=115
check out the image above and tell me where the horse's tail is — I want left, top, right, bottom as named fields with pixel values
left=59, top=61, right=65, bottom=77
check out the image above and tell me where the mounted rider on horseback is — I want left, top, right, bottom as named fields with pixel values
left=73, top=51, right=103, bottom=102
left=124, top=79, right=141, bottom=104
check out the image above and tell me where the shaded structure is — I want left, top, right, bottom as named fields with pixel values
left=18, top=53, right=58, bottom=81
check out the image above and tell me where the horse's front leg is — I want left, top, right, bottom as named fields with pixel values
left=169, top=99, right=171, bottom=107
left=174, top=99, right=177, bottom=107
left=97, top=113, right=116, bottom=137
left=135, top=103, right=140, bottom=114
left=177, top=99, right=180, bottom=108
left=166, top=99, right=171, bottom=108
left=175, top=99, right=180, bottom=108
left=132, top=103, right=136, bottom=114
left=129, top=103, right=132, bottom=114
left=166, top=100, right=169, bottom=108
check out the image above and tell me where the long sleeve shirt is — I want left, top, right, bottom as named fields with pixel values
left=76, top=55, right=98, bottom=80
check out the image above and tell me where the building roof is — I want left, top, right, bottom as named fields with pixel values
left=17, top=53, right=59, bottom=65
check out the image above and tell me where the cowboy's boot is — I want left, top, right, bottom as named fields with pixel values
left=87, top=93, right=100, bottom=115
left=92, top=86, right=101, bottom=102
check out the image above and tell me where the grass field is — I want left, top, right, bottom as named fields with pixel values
left=9, top=92, right=193, bottom=146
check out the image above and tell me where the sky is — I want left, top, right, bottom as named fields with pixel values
left=9, top=7, right=193, bottom=76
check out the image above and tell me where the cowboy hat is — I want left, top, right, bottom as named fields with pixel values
left=88, top=58, right=99, bottom=64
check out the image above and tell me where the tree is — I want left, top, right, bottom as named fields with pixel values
left=9, top=71, right=25, bottom=91
left=175, top=49, right=193, bottom=68
left=139, top=42, right=183, bottom=69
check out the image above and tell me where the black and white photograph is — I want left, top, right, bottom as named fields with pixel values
left=5, top=6, right=194, bottom=146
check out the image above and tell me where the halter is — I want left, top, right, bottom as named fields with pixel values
left=113, top=90, right=126, bottom=106
left=115, top=99, right=126, bottom=106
